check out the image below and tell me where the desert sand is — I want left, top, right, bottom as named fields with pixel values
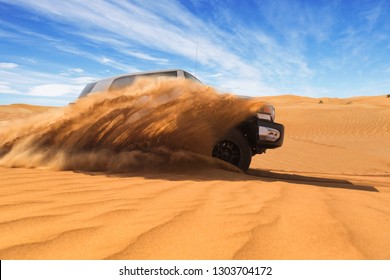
left=0, top=93, right=389, bottom=260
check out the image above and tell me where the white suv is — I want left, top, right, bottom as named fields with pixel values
left=77, top=69, right=284, bottom=171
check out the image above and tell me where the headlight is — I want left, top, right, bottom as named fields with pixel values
left=257, top=104, right=275, bottom=121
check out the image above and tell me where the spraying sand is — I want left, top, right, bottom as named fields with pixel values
left=0, top=79, right=264, bottom=172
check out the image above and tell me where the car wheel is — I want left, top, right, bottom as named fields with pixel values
left=212, top=128, right=252, bottom=172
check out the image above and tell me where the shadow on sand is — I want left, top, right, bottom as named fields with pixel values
left=247, top=169, right=378, bottom=192
left=76, top=167, right=379, bottom=193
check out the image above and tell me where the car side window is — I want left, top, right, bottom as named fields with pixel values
left=109, top=76, right=136, bottom=91
left=140, top=71, right=177, bottom=80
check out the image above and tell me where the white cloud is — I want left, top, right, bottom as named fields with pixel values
left=124, top=50, right=168, bottom=64
left=0, top=82, right=17, bottom=93
left=60, top=67, right=85, bottom=76
left=51, top=43, right=139, bottom=73
left=70, top=68, right=84, bottom=73
left=100, top=57, right=113, bottom=64
left=0, top=64, right=98, bottom=100
left=0, top=29, right=15, bottom=38
left=0, top=62, right=19, bottom=69
left=208, top=73, right=223, bottom=78
left=21, top=57, right=38, bottom=64
left=362, top=3, right=383, bottom=31
left=71, top=76, right=98, bottom=85
left=28, top=83, right=83, bottom=97
left=97, top=56, right=138, bottom=73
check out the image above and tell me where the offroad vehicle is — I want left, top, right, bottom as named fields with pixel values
left=78, top=69, right=284, bottom=171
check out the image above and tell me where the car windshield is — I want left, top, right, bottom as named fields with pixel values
left=109, top=76, right=136, bottom=91
left=184, top=71, right=202, bottom=84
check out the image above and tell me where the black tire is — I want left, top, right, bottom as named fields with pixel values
left=212, top=128, right=252, bottom=172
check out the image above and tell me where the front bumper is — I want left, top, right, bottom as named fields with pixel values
left=255, top=119, right=284, bottom=151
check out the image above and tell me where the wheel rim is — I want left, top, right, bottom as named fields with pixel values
left=212, top=140, right=241, bottom=165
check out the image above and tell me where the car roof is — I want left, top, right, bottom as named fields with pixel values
left=96, top=69, right=188, bottom=84
left=78, top=69, right=200, bottom=98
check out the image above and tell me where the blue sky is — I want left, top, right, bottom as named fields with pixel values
left=1, top=0, right=389, bottom=106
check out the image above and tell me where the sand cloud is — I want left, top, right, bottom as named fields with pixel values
left=0, top=79, right=264, bottom=172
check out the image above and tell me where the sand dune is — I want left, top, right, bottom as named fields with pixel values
left=0, top=92, right=389, bottom=259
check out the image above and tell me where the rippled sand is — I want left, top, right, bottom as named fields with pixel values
left=0, top=94, right=389, bottom=259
